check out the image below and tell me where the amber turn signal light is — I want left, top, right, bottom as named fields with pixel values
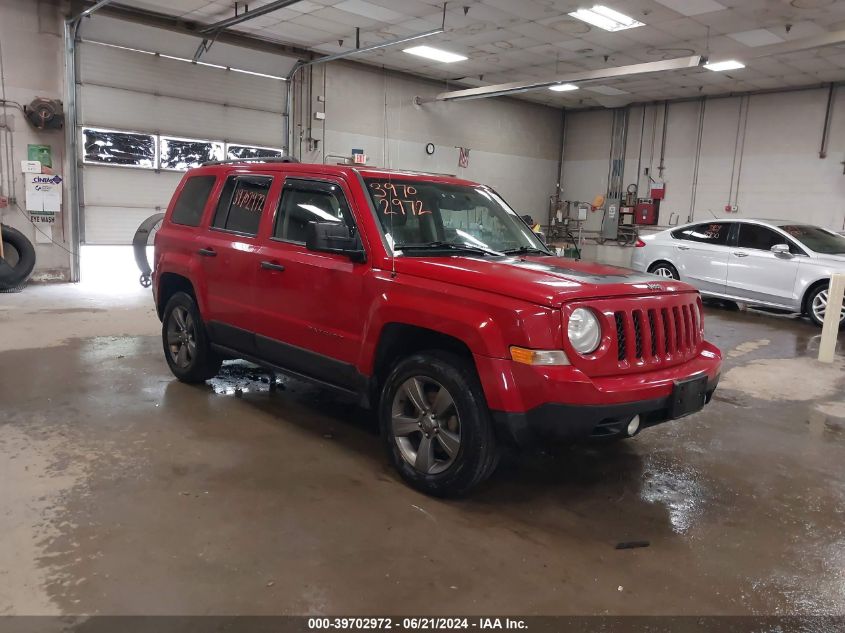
left=510, top=346, right=570, bottom=366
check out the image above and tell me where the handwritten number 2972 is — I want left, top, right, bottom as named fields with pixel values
left=371, top=182, right=431, bottom=216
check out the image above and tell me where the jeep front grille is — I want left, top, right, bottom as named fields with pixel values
left=613, top=301, right=701, bottom=364
left=565, top=294, right=704, bottom=377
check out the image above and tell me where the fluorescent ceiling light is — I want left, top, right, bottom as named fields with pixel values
left=704, top=60, right=746, bottom=71
left=549, top=83, right=579, bottom=92
left=568, top=5, right=645, bottom=32
left=404, top=45, right=467, bottom=63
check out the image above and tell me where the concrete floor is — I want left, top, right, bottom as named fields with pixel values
left=1, top=283, right=844, bottom=616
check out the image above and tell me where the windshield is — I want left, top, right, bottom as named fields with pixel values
left=780, top=225, right=845, bottom=255
left=364, top=178, right=548, bottom=255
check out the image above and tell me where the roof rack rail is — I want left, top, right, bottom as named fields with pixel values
left=201, top=156, right=301, bottom=166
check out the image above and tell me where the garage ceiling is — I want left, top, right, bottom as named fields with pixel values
left=110, top=0, right=845, bottom=107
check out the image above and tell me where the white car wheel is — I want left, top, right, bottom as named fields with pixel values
left=648, top=263, right=679, bottom=280
left=809, top=286, right=845, bottom=328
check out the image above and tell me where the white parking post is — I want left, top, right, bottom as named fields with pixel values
left=818, top=273, right=845, bottom=364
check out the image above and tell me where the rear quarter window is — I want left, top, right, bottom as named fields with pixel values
left=171, top=175, right=216, bottom=226
left=212, top=175, right=272, bottom=236
left=671, top=222, right=730, bottom=245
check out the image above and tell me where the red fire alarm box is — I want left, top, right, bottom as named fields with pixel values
left=635, top=201, right=658, bottom=225
left=650, top=181, right=665, bottom=200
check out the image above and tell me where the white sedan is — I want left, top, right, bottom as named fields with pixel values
left=631, top=219, right=845, bottom=327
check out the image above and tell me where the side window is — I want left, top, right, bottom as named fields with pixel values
left=671, top=222, right=730, bottom=245
left=737, top=224, right=799, bottom=253
left=274, top=180, right=354, bottom=243
left=211, top=175, right=272, bottom=236
left=171, top=175, right=216, bottom=226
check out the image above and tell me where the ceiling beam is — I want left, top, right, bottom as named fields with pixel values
left=416, top=56, right=703, bottom=103
left=193, top=0, right=307, bottom=61
left=299, top=29, right=444, bottom=69
left=198, top=0, right=304, bottom=34
left=74, top=0, right=118, bottom=22
left=93, top=3, right=313, bottom=59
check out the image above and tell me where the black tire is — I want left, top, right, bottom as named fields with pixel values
left=0, top=224, right=36, bottom=291
left=380, top=351, right=499, bottom=497
left=161, top=291, right=222, bottom=383
left=648, top=261, right=679, bottom=280
left=805, top=283, right=845, bottom=328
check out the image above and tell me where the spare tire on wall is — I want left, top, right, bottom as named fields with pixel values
left=0, top=224, right=37, bottom=291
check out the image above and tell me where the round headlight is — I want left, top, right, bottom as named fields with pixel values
left=568, top=308, right=602, bottom=355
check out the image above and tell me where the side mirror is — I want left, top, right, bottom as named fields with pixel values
left=305, top=221, right=366, bottom=263
left=771, top=243, right=793, bottom=258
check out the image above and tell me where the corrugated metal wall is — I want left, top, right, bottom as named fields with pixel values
left=78, top=40, right=287, bottom=244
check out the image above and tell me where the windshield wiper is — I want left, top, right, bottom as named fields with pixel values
left=502, top=246, right=552, bottom=256
left=396, top=241, right=504, bottom=257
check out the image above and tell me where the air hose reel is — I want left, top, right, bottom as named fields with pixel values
left=133, top=213, right=164, bottom=288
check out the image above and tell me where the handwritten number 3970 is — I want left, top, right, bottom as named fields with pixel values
left=371, top=182, right=431, bottom=216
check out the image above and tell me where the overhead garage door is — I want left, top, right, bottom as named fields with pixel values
left=78, top=39, right=288, bottom=244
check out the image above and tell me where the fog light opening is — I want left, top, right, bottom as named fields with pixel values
left=626, top=415, right=641, bottom=437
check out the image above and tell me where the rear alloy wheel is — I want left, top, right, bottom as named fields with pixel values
left=807, top=285, right=845, bottom=328
left=648, top=262, right=679, bottom=280
left=162, top=292, right=222, bottom=383
left=167, top=305, right=198, bottom=370
left=381, top=352, right=499, bottom=497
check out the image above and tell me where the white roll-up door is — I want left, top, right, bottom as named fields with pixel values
left=78, top=38, right=288, bottom=244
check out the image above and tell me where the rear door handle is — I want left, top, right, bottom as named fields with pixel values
left=677, top=245, right=690, bottom=251
left=197, top=247, right=216, bottom=257
left=733, top=252, right=749, bottom=258
left=260, top=260, right=286, bottom=272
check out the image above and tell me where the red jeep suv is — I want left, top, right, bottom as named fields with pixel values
left=153, top=158, right=721, bottom=496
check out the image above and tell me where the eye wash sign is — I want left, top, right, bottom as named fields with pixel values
left=25, top=174, right=63, bottom=215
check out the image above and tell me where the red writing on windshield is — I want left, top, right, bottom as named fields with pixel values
left=370, top=182, right=432, bottom=216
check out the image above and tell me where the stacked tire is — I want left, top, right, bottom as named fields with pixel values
left=0, top=224, right=36, bottom=292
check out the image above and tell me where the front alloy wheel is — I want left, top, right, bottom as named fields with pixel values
left=380, top=351, right=499, bottom=497
left=391, top=377, right=461, bottom=475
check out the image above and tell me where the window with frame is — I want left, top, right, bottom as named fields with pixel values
left=212, top=175, right=272, bottom=236
left=780, top=225, right=845, bottom=254
left=81, top=125, right=284, bottom=171
left=227, top=145, right=284, bottom=160
left=737, top=223, right=801, bottom=254
left=671, top=222, right=730, bottom=245
left=171, top=175, right=216, bottom=226
left=82, top=128, right=156, bottom=167
left=274, top=180, right=353, bottom=244
left=160, top=137, right=224, bottom=170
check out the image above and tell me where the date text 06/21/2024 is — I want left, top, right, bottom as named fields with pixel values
left=307, top=617, right=528, bottom=630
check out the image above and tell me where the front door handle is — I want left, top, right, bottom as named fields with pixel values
left=677, top=245, right=691, bottom=251
left=260, top=260, right=286, bottom=272
left=197, top=247, right=216, bottom=257
left=733, top=252, right=749, bottom=258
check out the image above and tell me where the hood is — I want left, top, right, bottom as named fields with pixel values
left=393, top=254, right=694, bottom=307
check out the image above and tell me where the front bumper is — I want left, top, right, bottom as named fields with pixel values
left=475, top=343, right=722, bottom=447
left=491, top=374, right=719, bottom=446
